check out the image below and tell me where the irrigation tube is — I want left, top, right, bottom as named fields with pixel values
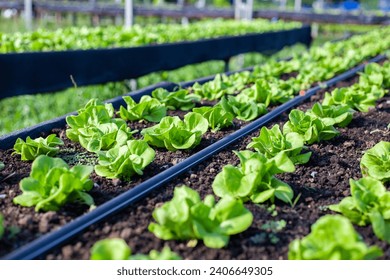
left=2, top=54, right=386, bottom=260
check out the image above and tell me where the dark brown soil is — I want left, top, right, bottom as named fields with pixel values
left=41, top=79, right=390, bottom=260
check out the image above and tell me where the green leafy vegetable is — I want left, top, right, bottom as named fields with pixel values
left=360, top=141, right=390, bottom=182
left=12, top=134, right=64, bottom=161
left=283, top=109, right=339, bottom=144
left=322, top=87, right=381, bottom=113
left=247, top=124, right=311, bottom=164
left=306, top=103, right=354, bottom=128
left=119, top=95, right=166, bottom=122
left=151, top=88, right=199, bottom=111
left=94, top=140, right=155, bottom=180
left=288, top=215, right=382, bottom=260
left=141, top=112, right=208, bottom=151
left=148, top=186, right=253, bottom=249
left=66, top=99, right=115, bottom=141
left=90, top=238, right=181, bottom=260
left=329, top=177, right=390, bottom=243
left=220, top=95, right=267, bottom=121
left=192, top=105, right=234, bottom=132
left=212, top=150, right=295, bottom=204
left=76, top=121, right=135, bottom=153
left=192, top=74, right=233, bottom=100
left=13, top=155, right=94, bottom=212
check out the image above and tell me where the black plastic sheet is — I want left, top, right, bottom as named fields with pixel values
left=0, top=26, right=311, bottom=99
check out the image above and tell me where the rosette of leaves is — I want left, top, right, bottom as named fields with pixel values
left=306, top=103, right=354, bottom=128
left=322, top=87, right=381, bottom=113
left=75, top=120, right=135, bottom=153
left=90, top=238, right=181, bottom=260
left=360, top=141, right=390, bottom=182
left=191, top=74, right=233, bottom=100
left=94, top=140, right=155, bottom=181
left=192, top=105, right=234, bottom=132
left=148, top=186, right=253, bottom=249
left=220, top=95, right=267, bottom=122
left=288, top=215, right=383, bottom=260
left=13, top=155, right=94, bottom=212
left=12, top=134, right=64, bottom=161
left=119, top=95, right=166, bottom=122
left=329, top=177, right=390, bottom=243
left=212, top=150, right=295, bottom=204
left=247, top=124, right=311, bottom=164
left=283, top=109, right=339, bottom=145
left=358, top=63, right=386, bottom=90
left=141, top=112, right=208, bottom=151
left=151, top=88, right=199, bottom=111
left=66, top=99, right=115, bottom=140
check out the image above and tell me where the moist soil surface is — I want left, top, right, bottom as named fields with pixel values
left=42, top=77, right=390, bottom=260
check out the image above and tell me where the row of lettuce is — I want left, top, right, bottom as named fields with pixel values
left=0, top=19, right=300, bottom=53
left=0, top=28, right=389, bottom=258
left=90, top=60, right=390, bottom=260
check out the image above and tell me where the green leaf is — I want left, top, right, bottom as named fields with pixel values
left=288, top=215, right=383, bottom=260
left=13, top=134, right=64, bottom=161
left=192, top=105, right=234, bottom=132
left=119, top=95, right=166, bottom=122
left=360, top=141, right=390, bottom=182
left=90, top=238, right=131, bottom=260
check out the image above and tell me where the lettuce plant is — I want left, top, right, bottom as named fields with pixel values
left=75, top=121, right=135, bottom=153
left=148, top=186, right=253, bottom=249
left=90, top=238, right=181, bottom=260
left=306, top=103, right=354, bottom=128
left=322, top=87, right=380, bottom=113
left=13, top=134, right=64, bottom=161
left=66, top=99, right=115, bottom=139
left=95, top=140, right=155, bottom=180
left=358, top=63, right=386, bottom=89
left=247, top=125, right=311, bottom=164
left=141, top=112, right=208, bottom=151
left=212, top=150, right=295, bottom=204
left=329, top=177, right=390, bottom=243
left=288, top=215, right=382, bottom=260
left=13, top=155, right=94, bottom=212
left=220, top=95, right=267, bottom=121
left=119, top=95, right=166, bottom=122
left=360, top=141, right=390, bottom=182
left=192, top=74, right=233, bottom=100
left=192, top=105, right=234, bottom=132
left=283, top=109, right=339, bottom=144
left=151, top=88, right=199, bottom=111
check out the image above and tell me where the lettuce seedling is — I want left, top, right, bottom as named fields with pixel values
left=141, top=112, right=208, bottom=151
left=283, top=109, right=339, bottom=144
left=247, top=124, right=311, bottom=164
left=119, top=95, right=166, bottom=122
left=212, top=150, right=295, bottom=204
left=329, top=177, right=390, bottom=243
left=192, top=105, right=234, bottom=132
left=322, top=87, right=380, bottom=113
left=306, top=103, right=354, bottom=128
left=66, top=99, right=115, bottom=140
left=358, top=63, right=385, bottom=89
left=220, top=95, right=267, bottom=121
left=95, top=140, right=155, bottom=180
left=13, top=134, right=64, bottom=161
left=192, top=74, right=233, bottom=100
left=152, top=88, right=199, bottom=111
left=149, top=186, right=253, bottom=249
left=13, top=155, right=94, bottom=212
left=76, top=120, right=135, bottom=153
left=360, top=141, right=390, bottom=182
left=288, top=215, right=382, bottom=260
left=90, top=238, right=181, bottom=260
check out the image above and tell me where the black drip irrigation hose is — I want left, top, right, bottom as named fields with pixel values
left=2, top=54, right=386, bottom=260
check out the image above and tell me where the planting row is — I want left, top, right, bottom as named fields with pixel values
left=0, top=19, right=300, bottom=53
left=43, top=60, right=389, bottom=260
left=0, top=29, right=389, bottom=258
